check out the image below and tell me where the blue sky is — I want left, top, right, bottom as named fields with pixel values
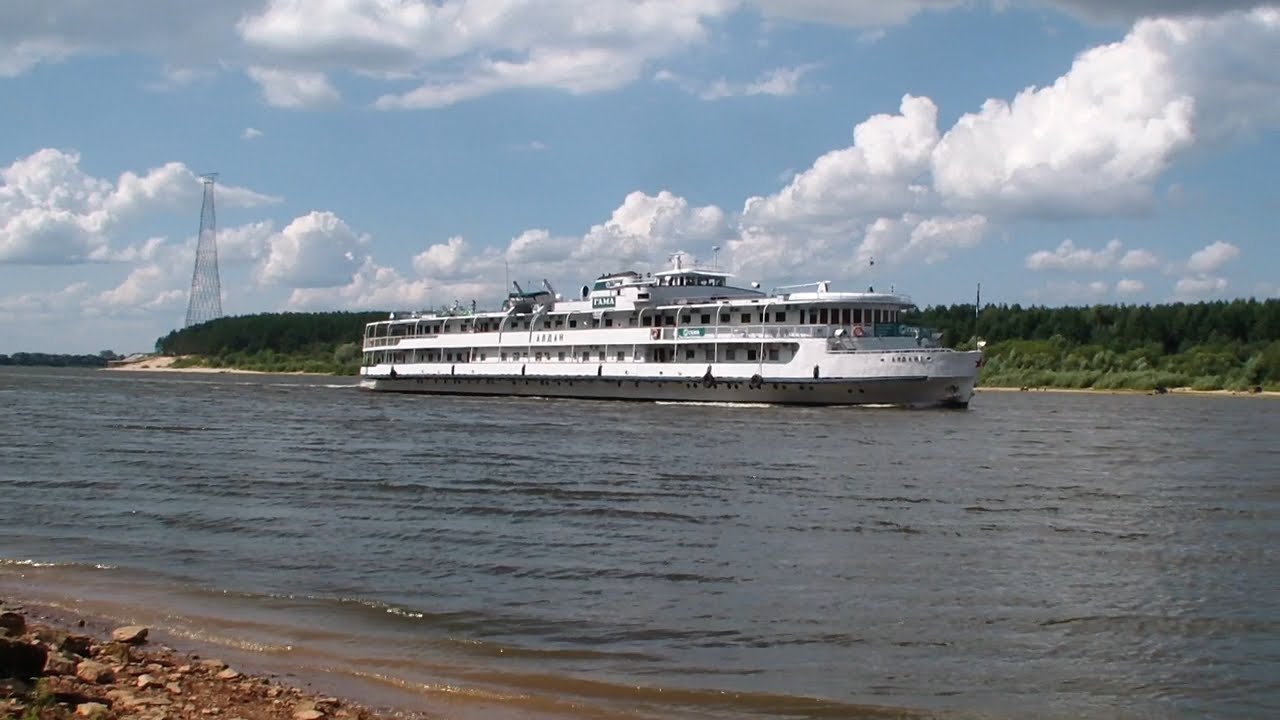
left=1, top=1, right=1277, bottom=354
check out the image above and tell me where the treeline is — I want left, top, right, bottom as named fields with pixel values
left=155, top=311, right=386, bottom=375
left=0, top=352, right=116, bottom=367
left=906, top=298, right=1280, bottom=391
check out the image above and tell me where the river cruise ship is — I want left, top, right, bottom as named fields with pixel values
left=359, top=255, right=982, bottom=407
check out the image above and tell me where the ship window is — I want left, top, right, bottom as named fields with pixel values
left=581, top=351, right=590, bottom=361
left=808, top=310, right=818, bottom=324
left=558, top=352, right=566, bottom=361
left=700, top=313, right=711, bottom=324
left=535, top=352, right=543, bottom=361
left=740, top=313, right=751, bottom=323
left=685, top=349, right=695, bottom=360
left=726, top=349, right=737, bottom=361
left=543, top=320, right=551, bottom=329
left=747, top=349, right=758, bottom=361
left=819, top=308, right=829, bottom=324
left=642, top=316, right=652, bottom=326
left=570, top=320, right=578, bottom=328
left=605, top=318, right=614, bottom=327
left=597, top=351, right=606, bottom=361
left=841, top=308, right=851, bottom=325
left=768, top=348, right=780, bottom=361
left=479, top=353, right=486, bottom=361
left=628, top=317, right=637, bottom=326
left=616, top=351, right=625, bottom=362
left=501, top=353, right=508, bottom=361
left=681, top=315, right=691, bottom=325
left=775, top=311, right=787, bottom=323
left=554, top=319, right=564, bottom=328
left=664, top=316, right=676, bottom=326
left=720, top=313, right=730, bottom=323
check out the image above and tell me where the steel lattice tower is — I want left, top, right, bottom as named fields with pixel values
left=184, top=174, right=223, bottom=327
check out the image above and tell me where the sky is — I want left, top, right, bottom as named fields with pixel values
left=1, top=1, right=1278, bottom=354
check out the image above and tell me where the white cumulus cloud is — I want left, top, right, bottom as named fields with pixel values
left=247, top=67, right=341, bottom=109
left=1186, top=240, right=1241, bottom=273
left=1174, top=274, right=1229, bottom=299
left=1025, top=239, right=1161, bottom=272
left=257, top=211, right=366, bottom=288
left=1115, top=278, right=1145, bottom=295
left=0, top=149, right=277, bottom=265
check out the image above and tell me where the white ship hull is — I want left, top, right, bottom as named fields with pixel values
left=359, top=375, right=974, bottom=408
left=358, top=362, right=979, bottom=408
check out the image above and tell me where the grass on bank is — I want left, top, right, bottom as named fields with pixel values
left=169, top=343, right=362, bottom=375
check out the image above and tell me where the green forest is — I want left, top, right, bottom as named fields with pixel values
left=137, top=300, right=1280, bottom=390
left=0, top=352, right=118, bottom=368
left=154, top=311, right=385, bottom=375
left=908, top=298, right=1280, bottom=391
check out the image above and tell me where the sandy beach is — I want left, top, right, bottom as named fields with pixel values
left=103, top=356, right=332, bottom=377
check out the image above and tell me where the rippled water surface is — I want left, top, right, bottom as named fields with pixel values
left=1, top=367, right=1277, bottom=719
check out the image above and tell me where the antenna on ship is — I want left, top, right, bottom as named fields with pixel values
left=712, top=245, right=721, bottom=269
left=976, top=282, right=982, bottom=317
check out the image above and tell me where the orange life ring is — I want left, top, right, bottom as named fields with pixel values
left=650, top=327, right=661, bottom=340
left=852, top=325, right=865, bottom=337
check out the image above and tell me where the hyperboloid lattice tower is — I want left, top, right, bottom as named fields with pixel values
left=184, top=173, right=223, bottom=327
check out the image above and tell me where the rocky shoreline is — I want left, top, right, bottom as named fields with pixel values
left=0, top=603, right=428, bottom=720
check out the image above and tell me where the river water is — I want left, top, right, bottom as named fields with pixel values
left=0, top=367, right=1276, bottom=719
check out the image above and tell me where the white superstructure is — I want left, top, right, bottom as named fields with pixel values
left=359, top=254, right=982, bottom=407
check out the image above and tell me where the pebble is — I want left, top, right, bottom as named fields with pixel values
left=75, top=659, right=115, bottom=684
left=111, top=625, right=150, bottom=644
left=74, top=701, right=110, bottom=718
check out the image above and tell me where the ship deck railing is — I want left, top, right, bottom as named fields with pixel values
left=363, top=323, right=925, bottom=350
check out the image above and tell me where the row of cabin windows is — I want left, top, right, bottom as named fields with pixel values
left=374, top=307, right=898, bottom=337
left=371, top=344, right=788, bottom=365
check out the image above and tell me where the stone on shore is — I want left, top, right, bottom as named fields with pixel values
left=43, top=649, right=79, bottom=676
left=75, top=659, right=115, bottom=684
left=76, top=701, right=110, bottom=718
left=111, top=625, right=149, bottom=644
left=0, top=611, right=25, bottom=637
left=0, top=637, right=47, bottom=678
left=61, top=633, right=94, bottom=657
left=96, top=641, right=132, bottom=666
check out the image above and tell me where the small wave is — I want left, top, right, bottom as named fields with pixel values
left=0, top=558, right=117, bottom=570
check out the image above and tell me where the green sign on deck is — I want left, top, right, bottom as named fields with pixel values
left=677, top=328, right=706, bottom=338
left=591, top=296, right=616, bottom=309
